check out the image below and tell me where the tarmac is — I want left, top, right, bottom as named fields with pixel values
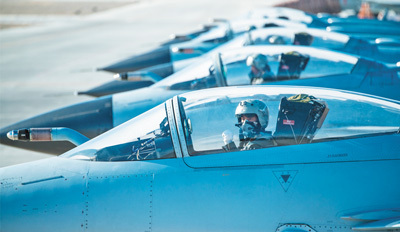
left=0, top=0, right=282, bottom=167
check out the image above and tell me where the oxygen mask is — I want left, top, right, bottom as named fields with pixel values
left=236, top=120, right=259, bottom=140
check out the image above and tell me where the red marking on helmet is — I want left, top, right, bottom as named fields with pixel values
left=283, top=119, right=295, bottom=125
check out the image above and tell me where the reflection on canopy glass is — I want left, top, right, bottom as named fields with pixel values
left=62, top=104, right=175, bottom=162
left=178, top=87, right=400, bottom=156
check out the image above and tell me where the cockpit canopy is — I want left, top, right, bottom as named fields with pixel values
left=154, top=45, right=360, bottom=90
left=62, top=86, right=400, bottom=162
left=245, top=27, right=350, bottom=50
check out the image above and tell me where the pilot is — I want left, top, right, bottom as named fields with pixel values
left=246, top=54, right=276, bottom=84
left=267, top=35, right=286, bottom=45
left=293, top=32, right=314, bottom=46
left=222, top=99, right=276, bottom=151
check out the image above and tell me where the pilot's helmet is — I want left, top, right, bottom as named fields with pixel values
left=293, top=32, right=314, bottom=45
left=235, top=99, right=269, bottom=129
left=268, top=35, right=286, bottom=45
left=246, top=54, right=268, bottom=71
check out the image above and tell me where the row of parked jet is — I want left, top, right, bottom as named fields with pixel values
left=1, top=6, right=399, bottom=232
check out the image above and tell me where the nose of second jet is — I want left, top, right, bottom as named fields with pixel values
left=79, top=62, right=175, bottom=97
left=0, top=96, right=114, bottom=155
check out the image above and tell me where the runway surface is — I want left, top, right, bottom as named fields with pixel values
left=0, top=0, right=281, bottom=167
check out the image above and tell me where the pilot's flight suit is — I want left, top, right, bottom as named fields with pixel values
left=222, top=131, right=276, bottom=152
left=249, top=68, right=276, bottom=85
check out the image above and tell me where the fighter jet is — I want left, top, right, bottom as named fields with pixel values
left=169, top=26, right=400, bottom=74
left=98, top=17, right=306, bottom=74
left=249, top=6, right=400, bottom=30
left=82, top=27, right=400, bottom=97
left=246, top=27, right=400, bottom=63
left=99, top=7, right=400, bottom=75
left=98, top=6, right=317, bottom=74
left=163, top=15, right=400, bottom=66
left=1, top=45, right=399, bottom=155
left=107, top=6, right=321, bottom=76
left=1, top=86, right=399, bottom=232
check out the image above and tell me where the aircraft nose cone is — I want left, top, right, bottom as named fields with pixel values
left=98, top=45, right=172, bottom=73
left=0, top=96, right=114, bottom=155
left=79, top=62, right=174, bottom=97
left=77, top=80, right=154, bottom=97
left=6, top=130, right=18, bottom=140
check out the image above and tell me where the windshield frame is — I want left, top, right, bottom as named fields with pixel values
left=61, top=102, right=179, bottom=162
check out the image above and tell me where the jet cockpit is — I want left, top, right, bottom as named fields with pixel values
left=63, top=86, right=400, bottom=165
